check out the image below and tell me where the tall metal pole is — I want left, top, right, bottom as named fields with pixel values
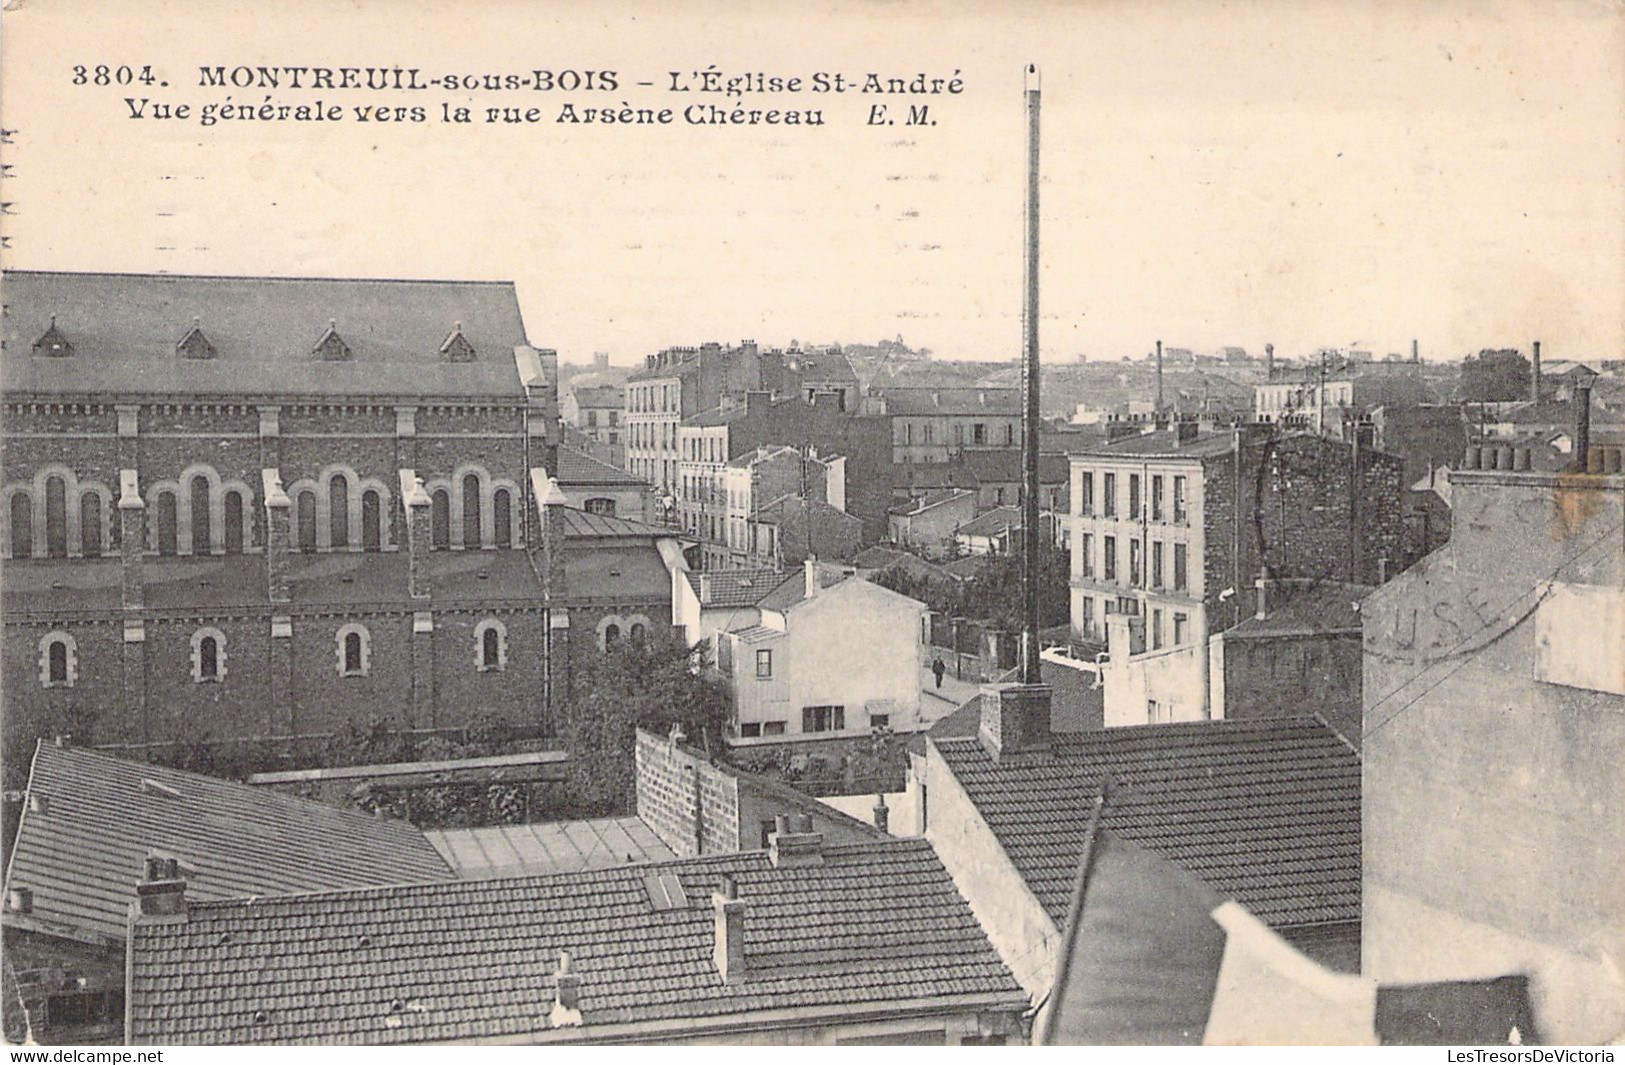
left=1021, top=64, right=1043, bottom=686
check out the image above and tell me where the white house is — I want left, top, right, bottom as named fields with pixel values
left=718, top=565, right=929, bottom=746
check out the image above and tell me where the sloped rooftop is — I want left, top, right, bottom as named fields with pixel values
left=126, top=838, right=1026, bottom=1045
left=3, top=742, right=453, bottom=944
left=2, top=271, right=531, bottom=399
left=554, top=447, right=647, bottom=487
left=931, top=717, right=1360, bottom=931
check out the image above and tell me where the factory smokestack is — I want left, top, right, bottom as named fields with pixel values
left=1531, top=340, right=1542, bottom=406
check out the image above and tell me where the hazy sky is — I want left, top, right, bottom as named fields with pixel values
left=3, top=0, right=1620, bottom=366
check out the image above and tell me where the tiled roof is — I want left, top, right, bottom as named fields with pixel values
left=887, top=489, right=974, bottom=517
left=787, top=350, right=857, bottom=383
left=687, top=568, right=788, bottom=608
left=426, top=817, right=676, bottom=880
left=554, top=446, right=647, bottom=486
left=932, top=717, right=1360, bottom=931
left=2, top=271, right=531, bottom=399
left=3, top=742, right=453, bottom=944
left=873, top=387, right=1022, bottom=416
left=955, top=506, right=1022, bottom=538
left=728, top=624, right=781, bottom=643
left=753, top=496, right=860, bottom=528
left=126, top=839, right=1026, bottom=1045
left=752, top=565, right=847, bottom=612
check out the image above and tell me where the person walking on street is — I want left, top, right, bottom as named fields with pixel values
left=932, top=656, right=946, bottom=689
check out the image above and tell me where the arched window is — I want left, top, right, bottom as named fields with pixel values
left=630, top=622, right=646, bottom=644
left=474, top=618, right=507, bottom=672
left=9, top=493, right=33, bottom=558
left=431, top=490, right=451, bottom=549
left=223, top=490, right=245, bottom=553
left=336, top=623, right=370, bottom=677
left=190, top=475, right=212, bottom=555
left=584, top=497, right=617, bottom=517
left=190, top=627, right=227, bottom=683
left=156, top=492, right=179, bottom=556
left=37, top=632, right=77, bottom=688
left=80, top=492, right=103, bottom=557
left=44, top=476, right=67, bottom=558
left=361, top=490, right=381, bottom=552
left=462, top=473, right=482, bottom=548
left=296, top=491, right=317, bottom=552
left=492, top=488, right=512, bottom=548
left=329, top=474, right=350, bottom=549
left=603, top=623, right=621, bottom=651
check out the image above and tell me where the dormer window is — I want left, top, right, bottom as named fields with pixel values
left=440, top=321, right=476, bottom=363
left=176, top=318, right=217, bottom=359
left=312, top=319, right=352, bottom=361
left=33, top=316, right=74, bottom=358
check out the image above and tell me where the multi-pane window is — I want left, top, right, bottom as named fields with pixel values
left=755, top=649, right=773, bottom=678
left=1079, top=533, right=1094, bottom=577
left=1129, top=540, right=1142, bottom=586
left=1103, top=473, right=1117, bottom=517
left=1103, top=535, right=1117, bottom=581
left=1152, top=541, right=1164, bottom=588
left=1173, top=476, right=1188, bottom=524
left=802, top=705, right=845, bottom=733
left=1174, top=543, right=1189, bottom=592
left=1151, top=475, right=1164, bottom=521
left=1077, top=471, right=1093, bottom=516
left=1128, top=475, right=1141, bottom=519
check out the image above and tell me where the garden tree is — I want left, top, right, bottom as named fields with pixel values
left=1460, top=348, right=1532, bottom=402
left=554, top=634, right=733, bottom=817
left=872, top=537, right=1071, bottom=633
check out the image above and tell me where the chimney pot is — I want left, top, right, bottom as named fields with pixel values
left=769, top=818, right=826, bottom=867
left=27, top=793, right=46, bottom=815
left=135, top=853, right=188, bottom=919
left=872, top=794, right=890, bottom=833
left=6, top=887, right=32, bottom=914
left=1570, top=377, right=1594, bottom=473
left=549, top=949, right=583, bottom=1026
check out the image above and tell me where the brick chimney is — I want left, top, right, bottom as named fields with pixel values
left=398, top=470, right=433, bottom=600
left=712, top=874, right=746, bottom=982
left=549, top=950, right=582, bottom=1028
left=1571, top=375, right=1594, bottom=473
left=1171, top=418, right=1200, bottom=446
left=1265, top=343, right=1275, bottom=379
left=769, top=814, right=825, bottom=868
left=803, top=557, right=820, bottom=600
left=872, top=793, right=889, bottom=834
left=261, top=470, right=291, bottom=603
left=134, top=854, right=187, bottom=919
left=977, top=681, right=1053, bottom=761
left=1155, top=340, right=1164, bottom=412
left=1531, top=340, right=1542, bottom=406
left=118, top=470, right=146, bottom=610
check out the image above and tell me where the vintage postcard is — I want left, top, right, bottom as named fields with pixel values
left=0, top=0, right=1620, bottom=1051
